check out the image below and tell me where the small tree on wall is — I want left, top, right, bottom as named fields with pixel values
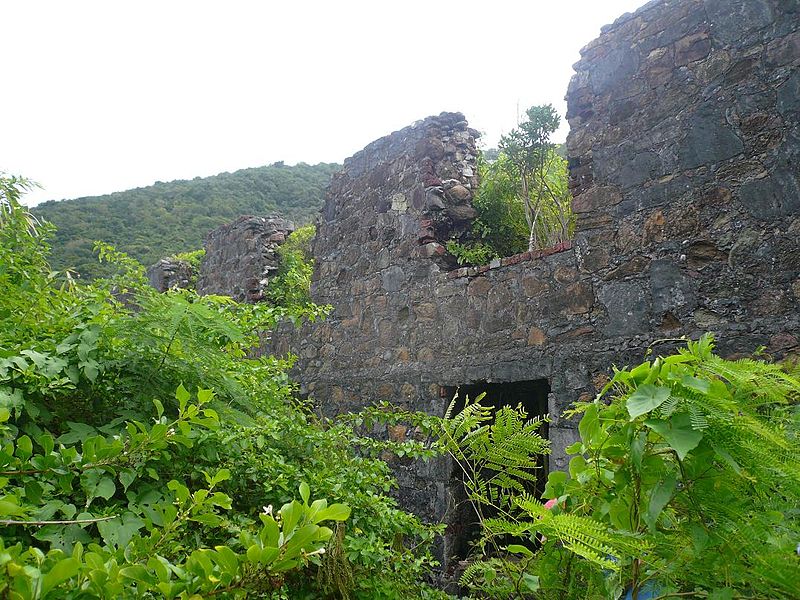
left=499, top=105, right=573, bottom=251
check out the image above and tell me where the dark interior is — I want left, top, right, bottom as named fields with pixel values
left=443, top=379, right=550, bottom=564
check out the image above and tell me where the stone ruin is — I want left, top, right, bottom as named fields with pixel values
left=148, top=216, right=295, bottom=301
left=268, top=0, right=799, bottom=567
left=150, top=0, right=799, bottom=570
left=147, top=257, right=196, bottom=292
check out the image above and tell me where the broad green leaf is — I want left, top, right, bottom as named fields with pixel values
left=630, top=361, right=653, bottom=383
left=279, top=501, right=302, bottom=534
left=97, top=512, right=145, bottom=549
left=284, top=524, right=320, bottom=558
left=57, top=422, right=96, bottom=445
left=210, top=468, right=231, bottom=487
left=630, top=431, right=646, bottom=472
left=644, top=474, right=676, bottom=531
left=191, top=513, right=222, bottom=526
left=0, top=498, right=26, bottom=517
left=644, top=413, right=703, bottom=460
left=681, top=375, right=710, bottom=394
left=40, top=557, right=80, bottom=597
left=578, top=404, right=601, bottom=446
left=95, top=477, right=116, bottom=501
left=299, top=482, right=310, bottom=505
left=314, top=503, right=351, bottom=523
left=626, top=384, right=671, bottom=419
left=522, top=573, right=540, bottom=592
left=507, top=544, right=534, bottom=558
left=119, top=565, right=159, bottom=586
left=213, top=546, right=239, bottom=575
left=543, top=470, right=567, bottom=499
left=176, top=384, right=190, bottom=411
left=259, top=515, right=280, bottom=547
left=16, top=435, right=33, bottom=460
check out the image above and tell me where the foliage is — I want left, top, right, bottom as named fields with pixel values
left=266, top=225, right=315, bottom=309
left=442, top=337, right=800, bottom=599
left=447, top=107, right=575, bottom=266
left=445, top=240, right=498, bottom=267
left=31, top=162, right=340, bottom=279
left=167, top=248, right=205, bottom=288
left=498, top=105, right=574, bottom=253
left=469, top=154, right=530, bottom=258
left=1, top=176, right=449, bottom=598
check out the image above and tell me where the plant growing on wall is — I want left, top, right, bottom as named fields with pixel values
left=499, top=105, right=574, bottom=252
left=446, top=106, right=575, bottom=266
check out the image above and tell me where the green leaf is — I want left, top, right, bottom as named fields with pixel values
left=522, top=573, right=540, bottom=592
left=279, top=501, right=302, bottom=534
left=299, top=482, right=310, bottom=505
left=578, top=403, right=601, bottom=446
left=213, top=546, right=239, bottom=575
left=97, top=512, right=145, bottom=548
left=210, top=468, right=230, bottom=487
left=259, top=515, right=280, bottom=547
left=644, top=474, right=676, bottom=531
left=284, top=524, right=320, bottom=558
left=40, top=557, right=80, bottom=597
left=644, top=413, right=703, bottom=460
left=630, top=431, right=646, bottom=472
left=57, top=422, right=97, bottom=445
left=95, top=477, right=116, bottom=501
left=626, top=384, right=671, bottom=419
left=16, top=435, right=33, bottom=460
left=314, top=503, right=351, bottom=523
left=119, top=565, right=158, bottom=586
left=176, top=384, right=190, bottom=411
left=507, top=544, right=534, bottom=558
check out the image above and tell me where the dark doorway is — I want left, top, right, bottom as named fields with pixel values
left=443, top=378, right=551, bottom=566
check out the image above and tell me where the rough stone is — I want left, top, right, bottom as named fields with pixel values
left=196, top=216, right=294, bottom=302
left=679, top=103, right=745, bottom=169
left=147, top=258, right=195, bottom=292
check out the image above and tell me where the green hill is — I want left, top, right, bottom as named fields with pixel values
left=32, top=162, right=340, bottom=279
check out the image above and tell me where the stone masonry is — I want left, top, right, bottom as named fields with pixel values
left=147, top=258, right=195, bottom=292
left=266, top=0, right=799, bottom=567
left=196, top=216, right=294, bottom=302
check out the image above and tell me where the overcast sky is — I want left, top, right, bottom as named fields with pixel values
left=2, top=0, right=645, bottom=206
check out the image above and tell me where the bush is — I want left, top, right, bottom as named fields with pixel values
left=0, top=176, right=450, bottom=598
left=443, top=336, right=800, bottom=599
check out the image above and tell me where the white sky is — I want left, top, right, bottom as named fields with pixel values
left=1, top=0, right=645, bottom=206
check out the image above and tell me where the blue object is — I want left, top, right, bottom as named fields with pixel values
left=623, top=580, right=661, bottom=600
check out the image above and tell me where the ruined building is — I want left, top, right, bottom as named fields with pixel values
left=157, top=0, right=800, bottom=565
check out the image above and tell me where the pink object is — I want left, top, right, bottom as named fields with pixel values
left=544, top=498, right=558, bottom=510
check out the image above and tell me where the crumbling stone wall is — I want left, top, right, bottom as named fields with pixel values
left=147, top=258, right=195, bottom=292
left=272, top=0, right=798, bottom=569
left=567, top=0, right=799, bottom=347
left=196, top=216, right=294, bottom=302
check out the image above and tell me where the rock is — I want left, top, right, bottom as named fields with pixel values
left=446, top=184, right=472, bottom=201
left=147, top=258, right=195, bottom=292
left=196, top=216, right=294, bottom=302
left=679, top=103, right=744, bottom=169
left=445, top=205, right=478, bottom=221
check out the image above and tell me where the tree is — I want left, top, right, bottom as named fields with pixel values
left=499, top=105, right=574, bottom=251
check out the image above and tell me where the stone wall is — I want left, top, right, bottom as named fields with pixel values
left=272, top=0, right=799, bottom=569
left=147, top=258, right=195, bottom=292
left=196, top=216, right=294, bottom=302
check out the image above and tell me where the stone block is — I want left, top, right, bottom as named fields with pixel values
left=679, top=103, right=745, bottom=169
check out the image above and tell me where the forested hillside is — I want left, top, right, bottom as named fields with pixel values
left=32, top=162, right=340, bottom=278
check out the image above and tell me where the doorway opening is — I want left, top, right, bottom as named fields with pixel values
left=443, top=378, right=551, bottom=565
